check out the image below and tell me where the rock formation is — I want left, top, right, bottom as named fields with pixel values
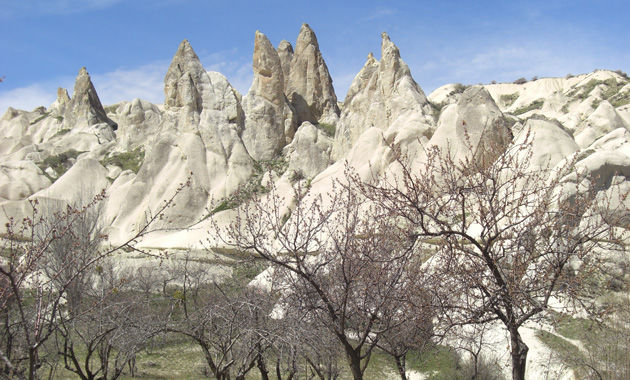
left=63, top=67, right=117, bottom=130
left=427, top=86, right=512, bottom=166
left=277, top=40, right=293, bottom=89
left=242, top=31, right=296, bottom=161
left=285, top=23, right=339, bottom=125
left=574, top=100, right=629, bottom=148
left=114, top=98, right=162, bottom=150
left=283, top=122, right=333, bottom=179
left=332, top=32, right=434, bottom=160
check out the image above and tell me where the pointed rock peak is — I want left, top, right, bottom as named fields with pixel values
left=164, top=39, right=206, bottom=110
left=380, top=32, right=401, bottom=62
left=367, top=52, right=376, bottom=63
left=66, top=67, right=116, bottom=128
left=174, top=39, right=200, bottom=61
left=253, top=31, right=279, bottom=70
left=1, top=107, right=20, bottom=120
left=277, top=40, right=294, bottom=54
left=251, top=30, right=283, bottom=102
left=458, top=86, right=499, bottom=108
left=295, top=23, right=319, bottom=52
left=57, top=87, right=70, bottom=104
left=277, top=40, right=294, bottom=90
left=284, top=23, right=339, bottom=124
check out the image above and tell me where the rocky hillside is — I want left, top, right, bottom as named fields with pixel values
left=2, top=23, right=630, bottom=379
left=2, top=24, right=630, bottom=245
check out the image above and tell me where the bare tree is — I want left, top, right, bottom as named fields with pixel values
left=164, top=261, right=277, bottom=380
left=352, top=135, right=627, bottom=380
left=0, top=180, right=188, bottom=380
left=54, top=261, right=158, bottom=380
left=220, top=180, right=435, bottom=380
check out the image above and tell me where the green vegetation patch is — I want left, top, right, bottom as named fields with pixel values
left=512, top=99, right=544, bottom=115
left=100, top=148, right=145, bottom=173
left=207, top=156, right=288, bottom=217
left=610, top=90, right=630, bottom=107
left=30, top=112, right=51, bottom=125
left=104, top=103, right=120, bottom=113
left=568, top=78, right=628, bottom=105
left=500, top=92, right=519, bottom=107
left=38, top=149, right=82, bottom=179
left=316, top=122, right=336, bottom=137
left=51, top=128, right=70, bottom=139
left=407, top=344, right=462, bottom=379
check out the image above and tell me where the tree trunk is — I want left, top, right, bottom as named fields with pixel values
left=344, top=350, right=363, bottom=380
left=394, top=355, right=407, bottom=380
left=509, top=328, right=529, bottom=380
left=28, top=347, right=38, bottom=380
left=257, top=354, right=270, bottom=380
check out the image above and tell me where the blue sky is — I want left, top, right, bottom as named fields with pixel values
left=1, top=0, right=629, bottom=114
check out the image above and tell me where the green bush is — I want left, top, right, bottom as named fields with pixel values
left=500, top=92, right=519, bottom=107
left=206, top=156, right=288, bottom=217
left=512, top=99, right=544, bottom=115
left=39, top=149, right=81, bottom=179
left=316, top=122, right=336, bottom=137
left=30, top=112, right=50, bottom=125
left=51, top=128, right=70, bottom=139
left=100, top=148, right=145, bottom=173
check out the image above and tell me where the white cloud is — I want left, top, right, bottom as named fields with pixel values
left=408, top=44, right=613, bottom=93
left=91, top=61, right=169, bottom=105
left=0, top=52, right=255, bottom=115
left=0, top=84, right=57, bottom=116
left=200, top=50, right=253, bottom=95
left=362, top=8, right=398, bottom=22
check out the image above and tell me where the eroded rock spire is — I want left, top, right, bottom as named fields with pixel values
left=242, top=31, right=296, bottom=161
left=64, top=67, right=117, bottom=129
left=285, top=23, right=339, bottom=124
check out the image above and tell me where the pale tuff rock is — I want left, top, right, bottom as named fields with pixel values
left=34, top=158, right=110, bottom=204
left=285, top=24, right=340, bottom=125
left=332, top=32, right=434, bottom=160
left=242, top=31, right=296, bottom=161
left=0, top=108, right=30, bottom=140
left=0, top=161, right=51, bottom=200
left=106, top=41, right=254, bottom=238
left=164, top=39, right=204, bottom=113
left=277, top=40, right=294, bottom=89
left=64, top=67, right=117, bottom=130
left=159, top=39, right=252, bottom=195
left=49, top=87, right=71, bottom=115
left=427, top=86, right=512, bottom=165
left=427, top=83, right=467, bottom=109
left=283, top=122, right=333, bottom=179
left=574, top=101, right=629, bottom=148
left=248, top=31, right=286, bottom=108
left=115, top=98, right=162, bottom=150
left=577, top=150, right=630, bottom=190
left=106, top=133, right=212, bottom=242
left=514, top=118, right=579, bottom=169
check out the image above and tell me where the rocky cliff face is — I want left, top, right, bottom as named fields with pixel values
left=332, top=32, right=435, bottom=160
left=284, top=23, right=340, bottom=125
left=1, top=26, right=629, bottom=253
left=242, top=31, right=296, bottom=161
left=427, top=86, right=512, bottom=166
left=2, top=28, right=630, bottom=379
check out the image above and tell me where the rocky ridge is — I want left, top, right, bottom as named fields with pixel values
left=1, top=24, right=630, bottom=380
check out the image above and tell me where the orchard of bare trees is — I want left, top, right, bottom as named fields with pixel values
left=1, top=134, right=628, bottom=380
